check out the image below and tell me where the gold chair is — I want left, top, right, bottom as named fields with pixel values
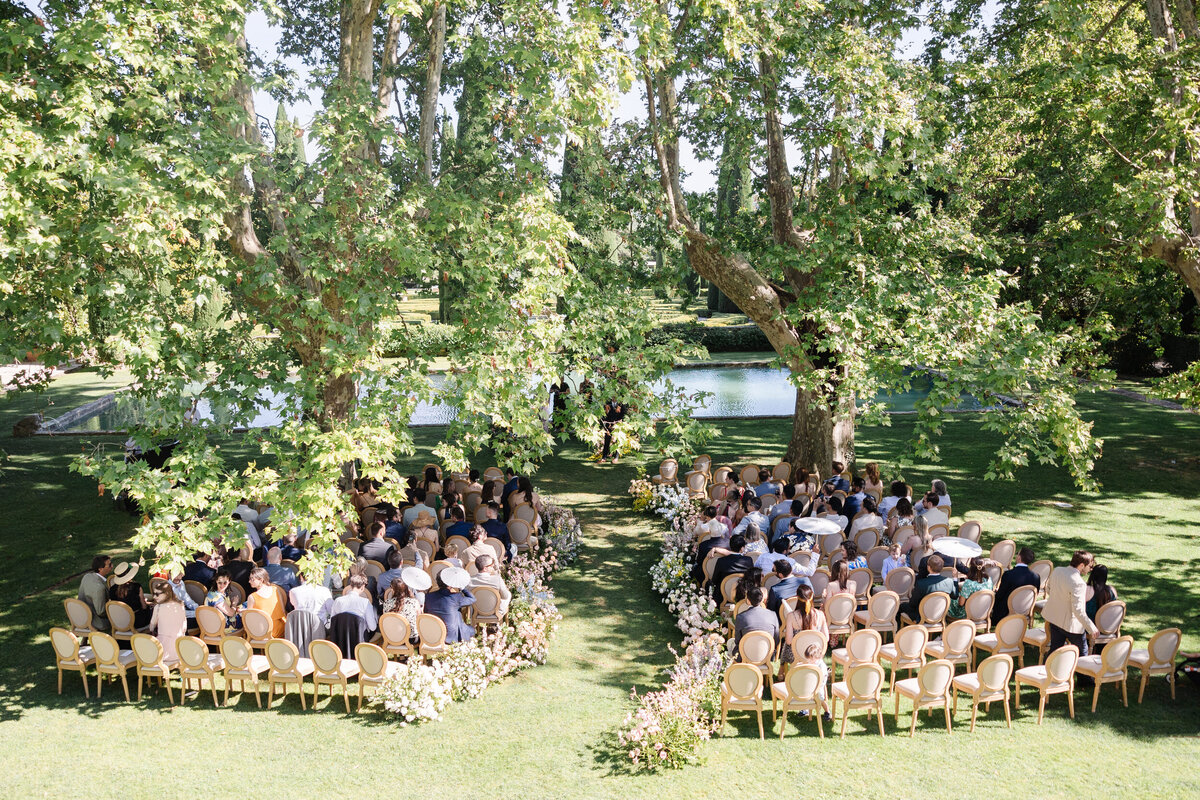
left=1074, top=634, right=1134, bottom=712
left=266, top=638, right=315, bottom=709
left=131, top=633, right=176, bottom=704
left=684, top=470, right=708, bottom=499
left=105, top=600, right=142, bottom=645
left=176, top=635, right=223, bottom=707
left=926, top=523, right=950, bottom=540
left=511, top=503, right=538, bottom=525
left=719, top=573, right=745, bottom=609
left=195, top=605, right=228, bottom=647
left=429, top=560, right=454, bottom=586
left=309, top=639, right=360, bottom=713
left=90, top=631, right=135, bottom=701
left=650, top=458, right=679, bottom=486
left=924, top=618, right=975, bottom=673
left=416, top=613, right=448, bottom=659
left=378, top=612, right=415, bottom=660
left=853, top=528, right=880, bottom=553
left=848, top=567, right=874, bottom=607
left=483, top=537, right=507, bottom=563
left=355, top=642, right=401, bottom=712
left=900, top=591, right=951, bottom=636
left=808, top=569, right=830, bottom=605
left=1089, top=600, right=1127, bottom=650
left=770, top=663, right=825, bottom=739
left=770, top=461, right=790, bottom=483
left=363, top=560, right=385, bottom=580
left=242, top=608, right=273, bottom=652
left=482, top=466, right=503, bottom=482
left=853, top=590, right=899, bottom=638
left=989, top=539, right=1016, bottom=569
left=182, top=580, right=208, bottom=606
left=720, top=662, right=765, bottom=739
left=1014, top=643, right=1077, bottom=723
left=220, top=635, right=269, bottom=708
left=1022, top=619, right=1051, bottom=665
left=712, top=466, right=733, bottom=486
left=63, top=597, right=95, bottom=641
left=470, top=585, right=504, bottom=631
left=831, top=663, right=887, bottom=738
left=973, top=613, right=1028, bottom=670
left=49, top=626, right=95, bottom=697
left=831, top=629, right=883, bottom=686
left=1028, top=559, right=1054, bottom=596
left=738, top=465, right=760, bottom=487
left=879, top=625, right=928, bottom=692
left=738, top=630, right=776, bottom=679
left=865, top=546, right=890, bottom=580
left=1128, top=627, right=1183, bottom=703
left=963, top=589, right=995, bottom=634
left=951, top=653, right=1013, bottom=732
left=956, top=520, right=981, bottom=543
left=786, top=630, right=829, bottom=666
left=1006, top=584, right=1038, bottom=619
left=894, top=659, right=955, bottom=736
left=824, top=593, right=857, bottom=641
left=884, top=567, right=916, bottom=602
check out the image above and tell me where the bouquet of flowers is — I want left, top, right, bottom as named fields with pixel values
left=376, top=661, right=452, bottom=725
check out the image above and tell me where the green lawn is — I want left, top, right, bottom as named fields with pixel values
left=0, top=376, right=1197, bottom=799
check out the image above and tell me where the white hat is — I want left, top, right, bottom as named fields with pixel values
left=440, top=566, right=470, bottom=590
left=401, top=566, right=432, bottom=592
left=111, top=562, right=138, bottom=585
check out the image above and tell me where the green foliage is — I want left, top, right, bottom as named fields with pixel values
left=646, top=323, right=770, bottom=354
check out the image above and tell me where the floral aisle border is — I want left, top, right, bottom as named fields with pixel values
left=617, top=476, right=731, bottom=770
left=375, top=495, right=582, bottom=725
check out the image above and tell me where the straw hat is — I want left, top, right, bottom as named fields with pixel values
left=111, top=562, right=138, bottom=586
left=411, top=509, right=437, bottom=529
left=401, top=566, right=432, bottom=592
left=440, top=566, right=470, bottom=590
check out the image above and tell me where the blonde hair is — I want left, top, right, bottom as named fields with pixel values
left=444, top=542, right=459, bottom=558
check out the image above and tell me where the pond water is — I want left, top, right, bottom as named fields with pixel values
left=50, top=365, right=982, bottom=432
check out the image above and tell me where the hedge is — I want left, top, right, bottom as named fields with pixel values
left=645, top=323, right=772, bottom=353
left=380, top=322, right=460, bottom=358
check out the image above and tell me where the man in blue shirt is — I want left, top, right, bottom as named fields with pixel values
left=828, top=460, right=850, bottom=493
left=753, top=468, right=782, bottom=498
left=501, top=467, right=520, bottom=508
left=264, top=547, right=298, bottom=595
left=444, top=505, right=473, bottom=541
left=766, top=560, right=810, bottom=613
left=481, top=502, right=512, bottom=560
left=375, top=551, right=406, bottom=611
left=380, top=504, right=405, bottom=540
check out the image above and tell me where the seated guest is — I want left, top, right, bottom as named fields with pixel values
left=818, top=495, right=848, bottom=533
left=288, top=569, right=333, bottom=626
left=246, top=567, right=286, bottom=637
left=508, top=476, right=543, bottom=527
left=402, top=488, right=436, bottom=527
left=108, top=561, right=153, bottom=628
left=917, top=491, right=948, bottom=527
left=360, top=521, right=396, bottom=565
left=465, top=469, right=483, bottom=495
left=263, top=547, right=298, bottom=595
left=992, top=546, right=1040, bottom=625
left=167, top=572, right=199, bottom=627
left=742, top=524, right=768, bottom=557
left=183, top=552, right=216, bottom=589
left=900, top=555, right=957, bottom=621
left=225, top=545, right=256, bottom=598
left=329, top=574, right=379, bottom=634
left=397, top=536, right=427, bottom=570
left=463, top=525, right=493, bottom=567
left=442, top=542, right=463, bottom=568
left=205, top=568, right=241, bottom=633
left=148, top=579, right=187, bottom=664
left=877, top=480, right=908, bottom=520
left=931, top=479, right=951, bottom=508
left=828, top=461, right=850, bottom=493
left=689, top=505, right=726, bottom=543
left=824, top=559, right=853, bottom=604
left=766, top=560, right=810, bottom=613
left=754, top=468, right=782, bottom=498
left=711, top=534, right=754, bottom=602
left=376, top=503, right=404, bottom=540
left=1085, top=564, right=1118, bottom=621
left=840, top=477, right=865, bottom=526
left=880, top=541, right=907, bottom=582
left=277, top=532, right=305, bottom=563
left=756, top=537, right=799, bottom=574
left=734, top=568, right=763, bottom=604
left=731, top=496, right=769, bottom=538
left=716, top=474, right=744, bottom=522
left=886, top=496, right=915, bottom=539
left=347, top=557, right=378, bottom=603
left=692, top=521, right=731, bottom=583
left=376, top=551, right=406, bottom=604
left=769, top=483, right=798, bottom=525
left=408, top=509, right=440, bottom=552
left=501, top=467, right=520, bottom=507
left=381, top=577, right=422, bottom=641
left=842, top=541, right=867, bottom=571
left=782, top=585, right=828, bottom=666
left=481, top=503, right=512, bottom=560
left=444, top=505, right=473, bottom=540
left=424, top=567, right=476, bottom=643
left=468, top=554, right=512, bottom=615
left=948, top=557, right=994, bottom=619
left=848, top=496, right=882, bottom=538
left=862, top=462, right=884, bottom=497
left=79, top=555, right=114, bottom=631
left=734, top=586, right=779, bottom=649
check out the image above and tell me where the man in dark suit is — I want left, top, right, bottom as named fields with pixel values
left=692, top=527, right=731, bottom=583
left=734, top=586, right=779, bottom=649
left=183, top=552, right=215, bottom=589
left=992, top=546, right=1041, bottom=625
left=766, top=560, right=811, bottom=613
left=444, top=505, right=473, bottom=541
left=481, top=502, right=512, bottom=560
left=901, top=554, right=957, bottom=621
left=360, top=521, right=396, bottom=565
left=423, top=569, right=476, bottom=643
left=711, top=534, right=754, bottom=603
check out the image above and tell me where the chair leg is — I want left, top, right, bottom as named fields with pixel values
left=267, top=683, right=274, bottom=708
left=1013, top=680, right=1021, bottom=709
left=1037, top=694, right=1046, bottom=725
left=815, top=709, right=824, bottom=739
left=840, top=706, right=848, bottom=739
left=778, top=708, right=787, bottom=739
left=1121, top=677, right=1128, bottom=707
left=944, top=704, right=952, bottom=733
left=878, top=705, right=886, bottom=737
left=137, top=673, right=144, bottom=702
left=57, top=668, right=63, bottom=695
left=120, top=673, right=130, bottom=702
left=970, top=702, right=978, bottom=733
left=1091, top=683, right=1099, bottom=713
left=210, top=680, right=219, bottom=707
left=343, top=683, right=351, bottom=714
left=164, top=676, right=174, bottom=706
left=1067, top=685, right=1075, bottom=718
left=1138, top=672, right=1147, bottom=703
left=1170, top=671, right=1176, bottom=700
left=80, top=669, right=90, bottom=698
left=298, top=681, right=306, bottom=710
left=910, top=708, right=918, bottom=737
left=756, top=708, right=764, bottom=740
left=1002, top=696, right=1011, bottom=728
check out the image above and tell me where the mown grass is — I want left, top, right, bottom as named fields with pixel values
left=0, top=375, right=1197, bottom=799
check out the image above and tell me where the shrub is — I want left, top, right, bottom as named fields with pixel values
left=380, top=322, right=460, bottom=358
left=646, top=323, right=771, bottom=353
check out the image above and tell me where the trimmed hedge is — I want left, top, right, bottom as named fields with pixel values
left=646, top=323, right=772, bottom=353
left=380, top=322, right=460, bottom=358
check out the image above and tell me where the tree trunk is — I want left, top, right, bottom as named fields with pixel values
left=419, top=1, right=447, bottom=183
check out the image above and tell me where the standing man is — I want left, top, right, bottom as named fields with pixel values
left=78, top=555, right=113, bottom=631
left=1043, top=550, right=1097, bottom=656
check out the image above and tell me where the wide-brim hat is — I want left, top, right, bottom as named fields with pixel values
left=401, top=566, right=432, bottom=592
left=111, top=562, right=138, bottom=585
left=411, top=510, right=438, bottom=528
left=441, top=566, right=470, bottom=590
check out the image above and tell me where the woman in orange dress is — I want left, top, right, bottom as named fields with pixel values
left=246, top=567, right=286, bottom=637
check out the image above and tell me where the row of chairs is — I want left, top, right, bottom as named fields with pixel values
left=724, top=623, right=1183, bottom=739
left=51, top=627, right=401, bottom=712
